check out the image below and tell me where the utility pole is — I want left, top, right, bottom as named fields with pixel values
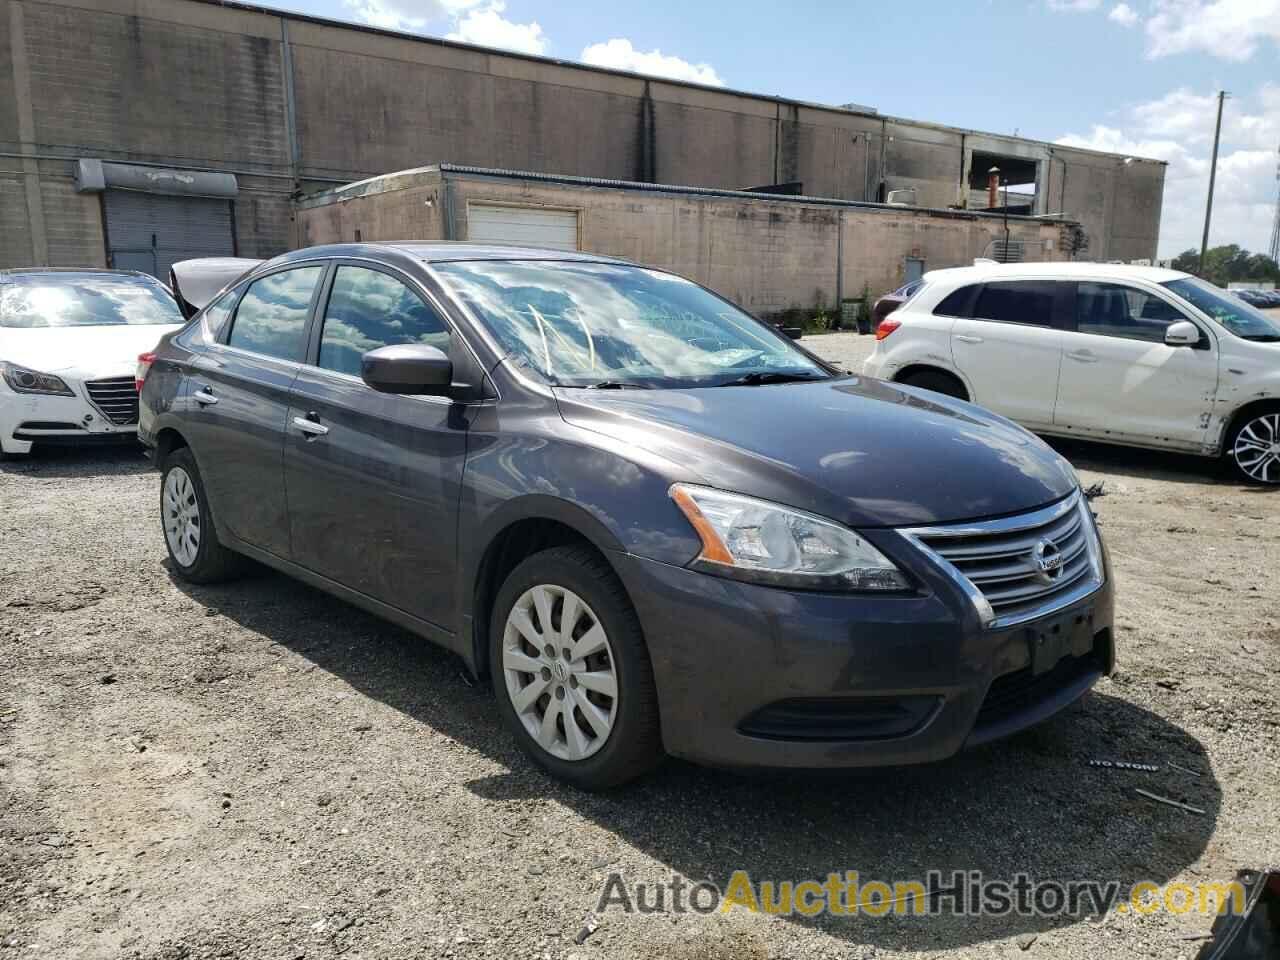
left=1268, top=142, right=1279, bottom=264
left=1198, top=90, right=1227, bottom=275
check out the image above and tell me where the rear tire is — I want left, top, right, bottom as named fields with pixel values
left=1224, top=408, right=1280, bottom=486
left=159, top=447, right=246, bottom=583
left=489, top=545, right=663, bottom=790
left=899, top=368, right=968, bottom=400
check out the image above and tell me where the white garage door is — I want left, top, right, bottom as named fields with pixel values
left=467, top=204, right=578, bottom=251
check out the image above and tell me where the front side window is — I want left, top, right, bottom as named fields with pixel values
left=1163, top=277, right=1280, bottom=342
left=433, top=261, right=828, bottom=388
left=317, top=267, right=451, bottom=377
left=1076, top=282, right=1191, bottom=343
left=0, top=275, right=183, bottom=328
left=227, top=266, right=323, bottom=362
left=973, top=281, right=1057, bottom=327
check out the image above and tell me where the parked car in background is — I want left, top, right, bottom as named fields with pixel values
left=139, top=242, right=1113, bottom=789
left=0, top=269, right=184, bottom=459
left=1233, top=289, right=1271, bottom=308
left=870, top=278, right=925, bottom=333
left=864, top=262, right=1280, bottom=484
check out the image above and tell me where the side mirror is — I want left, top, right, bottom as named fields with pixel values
left=361, top=343, right=453, bottom=396
left=1165, top=321, right=1201, bottom=347
left=780, top=326, right=804, bottom=340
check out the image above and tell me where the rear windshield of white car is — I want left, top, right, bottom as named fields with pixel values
left=0, top=275, right=183, bottom=328
left=1162, top=277, right=1280, bottom=342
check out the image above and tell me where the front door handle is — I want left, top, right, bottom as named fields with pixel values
left=193, top=386, right=218, bottom=405
left=955, top=334, right=984, bottom=344
left=1066, top=350, right=1098, bottom=363
left=292, top=414, right=329, bottom=438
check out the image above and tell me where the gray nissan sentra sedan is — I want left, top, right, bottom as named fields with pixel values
left=138, top=243, right=1114, bottom=789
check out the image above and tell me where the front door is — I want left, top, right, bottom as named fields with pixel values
left=185, top=264, right=325, bottom=557
left=1053, top=281, right=1218, bottom=449
left=950, top=279, right=1066, bottom=429
left=284, top=263, right=468, bottom=632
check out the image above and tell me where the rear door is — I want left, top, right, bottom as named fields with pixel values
left=1053, top=281, right=1218, bottom=449
left=283, top=262, right=468, bottom=632
left=950, top=280, right=1066, bottom=429
left=185, top=263, right=326, bottom=558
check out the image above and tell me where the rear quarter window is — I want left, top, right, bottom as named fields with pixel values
left=933, top=284, right=979, bottom=318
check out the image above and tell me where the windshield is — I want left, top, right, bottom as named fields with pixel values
left=434, top=260, right=829, bottom=388
left=0, top=275, right=183, bottom=328
left=1162, top=277, right=1280, bottom=342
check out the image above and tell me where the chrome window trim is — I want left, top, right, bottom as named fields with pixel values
left=899, top=490, right=1105, bottom=630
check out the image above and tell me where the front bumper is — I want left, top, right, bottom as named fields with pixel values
left=611, top=533, right=1114, bottom=770
left=0, top=385, right=138, bottom=453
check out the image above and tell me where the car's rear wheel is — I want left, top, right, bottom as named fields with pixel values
left=899, top=368, right=968, bottom=400
left=489, top=545, right=663, bottom=790
left=160, top=447, right=245, bottom=583
left=1225, top=409, right=1280, bottom=485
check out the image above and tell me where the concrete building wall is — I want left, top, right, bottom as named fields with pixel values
left=298, top=170, right=1070, bottom=318
left=2, top=0, right=1162, bottom=272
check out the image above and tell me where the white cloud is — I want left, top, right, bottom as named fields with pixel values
left=1047, top=0, right=1102, bottom=11
left=447, top=2, right=548, bottom=55
left=1145, top=0, right=1280, bottom=60
left=1107, top=3, right=1139, bottom=25
left=344, top=0, right=546, bottom=56
left=343, top=0, right=435, bottom=32
left=1057, top=85, right=1280, bottom=258
left=579, top=39, right=723, bottom=86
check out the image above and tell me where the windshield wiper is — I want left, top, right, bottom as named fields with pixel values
left=1241, top=334, right=1280, bottom=343
left=583, top=380, right=653, bottom=389
left=715, top=371, right=827, bottom=387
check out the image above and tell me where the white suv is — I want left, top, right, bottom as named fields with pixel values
left=863, top=262, right=1280, bottom=485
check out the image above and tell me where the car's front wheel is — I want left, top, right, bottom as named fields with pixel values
left=490, top=545, right=663, bottom=789
left=160, top=447, right=245, bottom=583
left=1225, top=408, right=1280, bottom=485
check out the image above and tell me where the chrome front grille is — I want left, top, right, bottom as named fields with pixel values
left=85, top=377, right=139, bottom=425
left=903, top=492, right=1103, bottom=628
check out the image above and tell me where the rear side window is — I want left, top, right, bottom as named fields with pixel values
left=933, top=284, right=979, bottom=318
left=227, top=267, right=323, bottom=362
left=200, top=285, right=242, bottom=342
left=973, top=281, right=1057, bottom=327
left=317, top=266, right=451, bottom=377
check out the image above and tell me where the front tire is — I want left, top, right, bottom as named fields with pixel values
left=489, top=545, right=663, bottom=790
left=1225, top=409, right=1280, bottom=485
left=160, top=447, right=245, bottom=583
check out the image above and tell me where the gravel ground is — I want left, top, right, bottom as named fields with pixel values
left=2, top=336, right=1278, bottom=960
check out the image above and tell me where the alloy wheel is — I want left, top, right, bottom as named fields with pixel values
left=163, top=466, right=202, bottom=566
left=1232, top=413, right=1280, bottom=484
left=501, top=584, right=618, bottom=762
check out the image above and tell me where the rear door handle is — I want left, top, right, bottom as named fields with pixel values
left=1066, top=350, right=1098, bottom=363
left=193, top=386, right=218, bottom=405
left=954, top=334, right=983, bottom=344
left=292, top=415, right=329, bottom=438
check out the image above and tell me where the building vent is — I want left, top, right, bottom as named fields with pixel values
left=990, top=239, right=1025, bottom=263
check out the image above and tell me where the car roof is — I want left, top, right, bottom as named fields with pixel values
left=923, top=261, right=1191, bottom=285
left=0, top=267, right=165, bottom=282
left=270, top=241, right=638, bottom=267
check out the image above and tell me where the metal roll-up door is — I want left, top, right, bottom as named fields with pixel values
left=467, top=204, right=578, bottom=250
left=103, top=190, right=235, bottom=279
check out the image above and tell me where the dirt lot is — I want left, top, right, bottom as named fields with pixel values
left=2, top=334, right=1277, bottom=959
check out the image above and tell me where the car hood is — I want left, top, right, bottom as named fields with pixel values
left=554, top=376, right=1079, bottom=528
left=0, top=324, right=182, bottom=380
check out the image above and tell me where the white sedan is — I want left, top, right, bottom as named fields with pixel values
left=0, top=269, right=184, bottom=459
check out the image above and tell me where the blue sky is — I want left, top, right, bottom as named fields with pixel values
left=256, top=0, right=1278, bottom=258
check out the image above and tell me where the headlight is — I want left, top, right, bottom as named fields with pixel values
left=1, top=362, right=74, bottom=397
left=670, top=483, right=910, bottom=592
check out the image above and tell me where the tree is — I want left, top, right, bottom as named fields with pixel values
left=1170, top=245, right=1280, bottom=287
